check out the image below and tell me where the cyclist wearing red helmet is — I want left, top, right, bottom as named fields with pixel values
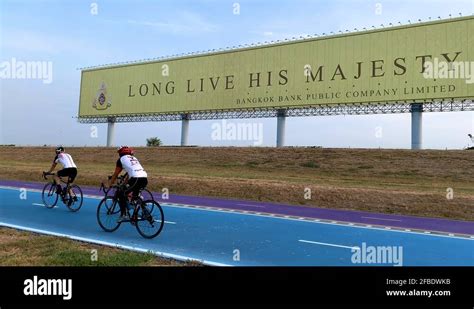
left=107, top=146, right=148, bottom=222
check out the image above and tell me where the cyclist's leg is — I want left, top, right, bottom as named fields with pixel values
left=55, top=169, right=66, bottom=193
left=139, top=178, right=148, bottom=197
left=67, top=168, right=78, bottom=198
left=131, top=178, right=147, bottom=200
left=117, top=188, right=128, bottom=216
left=120, top=178, right=139, bottom=215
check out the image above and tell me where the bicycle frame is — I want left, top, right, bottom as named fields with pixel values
left=43, top=172, right=72, bottom=196
left=100, top=183, right=144, bottom=224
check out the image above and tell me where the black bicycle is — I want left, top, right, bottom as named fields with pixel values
left=42, top=172, right=83, bottom=212
left=97, top=182, right=164, bottom=239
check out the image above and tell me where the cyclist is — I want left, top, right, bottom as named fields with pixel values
left=44, top=146, right=78, bottom=204
left=107, top=146, right=148, bottom=222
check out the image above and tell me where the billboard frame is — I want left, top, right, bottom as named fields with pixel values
left=78, top=16, right=474, bottom=120
left=77, top=16, right=474, bottom=149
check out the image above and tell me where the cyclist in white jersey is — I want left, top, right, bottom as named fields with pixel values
left=45, top=146, right=78, bottom=194
left=107, top=146, right=148, bottom=221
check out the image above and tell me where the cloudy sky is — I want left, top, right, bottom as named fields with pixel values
left=0, top=0, right=473, bottom=148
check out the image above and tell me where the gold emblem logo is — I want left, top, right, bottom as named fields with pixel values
left=92, top=82, right=111, bottom=110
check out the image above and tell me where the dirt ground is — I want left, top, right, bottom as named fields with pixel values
left=0, top=146, right=472, bottom=221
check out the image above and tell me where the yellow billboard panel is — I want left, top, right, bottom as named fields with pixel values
left=79, top=16, right=473, bottom=117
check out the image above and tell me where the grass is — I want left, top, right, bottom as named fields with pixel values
left=0, top=227, right=202, bottom=266
left=299, top=161, right=320, bottom=168
left=0, top=146, right=473, bottom=221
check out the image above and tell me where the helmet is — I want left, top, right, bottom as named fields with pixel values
left=117, top=146, right=133, bottom=156
left=55, top=146, right=64, bottom=154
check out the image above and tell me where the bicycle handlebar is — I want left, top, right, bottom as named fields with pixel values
left=100, top=181, right=123, bottom=194
left=107, top=174, right=127, bottom=183
left=101, top=173, right=130, bottom=194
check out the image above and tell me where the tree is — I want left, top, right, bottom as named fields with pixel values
left=146, top=137, right=162, bottom=147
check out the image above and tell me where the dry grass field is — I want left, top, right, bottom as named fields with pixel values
left=0, top=146, right=473, bottom=221
left=0, top=227, right=200, bottom=266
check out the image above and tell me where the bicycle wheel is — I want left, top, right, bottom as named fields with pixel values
left=140, top=188, right=154, bottom=202
left=42, top=183, right=58, bottom=208
left=135, top=200, right=164, bottom=239
left=66, top=185, right=83, bottom=212
left=97, top=197, right=122, bottom=232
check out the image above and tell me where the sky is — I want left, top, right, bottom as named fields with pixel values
left=0, top=0, right=473, bottom=149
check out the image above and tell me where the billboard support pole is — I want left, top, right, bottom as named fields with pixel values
left=181, top=114, right=190, bottom=146
left=276, top=109, right=286, bottom=147
left=411, top=103, right=423, bottom=150
left=106, top=117, right=116, bottom=147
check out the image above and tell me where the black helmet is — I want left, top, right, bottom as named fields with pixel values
left=55, top=146, right=64, bottom=154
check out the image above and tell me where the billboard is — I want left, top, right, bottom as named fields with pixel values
left=79, top=16, right=473, bottom=117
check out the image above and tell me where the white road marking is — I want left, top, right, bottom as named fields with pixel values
left=299, top=239, right=360, bottom=250
left=152, top=219, right=176, bottom=225
left=33, top=203, right=58, bottom=208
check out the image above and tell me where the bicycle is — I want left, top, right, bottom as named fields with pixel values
left=97, top=182, right=164, bottom=239
left=42, top=172, right=83, bottom=212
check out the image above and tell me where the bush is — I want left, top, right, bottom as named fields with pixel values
left=146, top=137, right=162, bottom=147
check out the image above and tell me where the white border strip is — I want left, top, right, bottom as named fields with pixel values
left=0, top=221, right=230, bottom=267
left=299, top=239, right=360, bottom=250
